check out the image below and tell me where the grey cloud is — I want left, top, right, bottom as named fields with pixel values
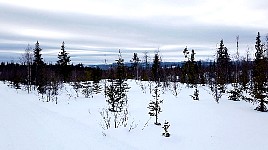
left=0, top=3, right=265, bottom=64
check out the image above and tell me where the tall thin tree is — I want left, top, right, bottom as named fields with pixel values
left=21, top=44, right=33, bottom=93
left=32, top=41, right=45, bottom=92
left=130, top=53, right=140, bottom=80
left=57, top=41, right=71, bottom=81
left=252, top=32, right=267, bottom=112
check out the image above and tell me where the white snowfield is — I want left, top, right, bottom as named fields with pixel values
left=0, top=80, right=267, bottom=150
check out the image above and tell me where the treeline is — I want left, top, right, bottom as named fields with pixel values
left=0, top=32, right=268, bottom=111
left=0, top=41, right=102, bottom=94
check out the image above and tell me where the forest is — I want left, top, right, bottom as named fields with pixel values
left=0, top=32, right=267, bottom=112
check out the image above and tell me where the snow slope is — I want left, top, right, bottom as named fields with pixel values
left=0, top=80, right=268, bottom=150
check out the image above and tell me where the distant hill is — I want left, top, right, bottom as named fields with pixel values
left=88, top=61, right=213, bottom=70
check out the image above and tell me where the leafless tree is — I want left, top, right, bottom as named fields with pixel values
left=20, top=44, right=33, bottom=93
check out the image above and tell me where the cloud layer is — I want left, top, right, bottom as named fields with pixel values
left=0, top=0, right=267, bottom=64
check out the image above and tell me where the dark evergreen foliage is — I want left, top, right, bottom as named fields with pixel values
left=228, top=84, right=244, bottom=101
left=57, top=41, right=71, bottom=81
left=32, top=41, right=47, bottom=95
left=190, top=87, right=199, bottom=100
left=57, top=41, right=71, bottom=66
left=130, top=53, right=140, bottom=79
left=0, top=34, right=267, bottom=112
left=251, top=32, right=268, bottom=112
left=181, top=47, right=199, bottom=85
left=148, top=86, right=163, bottom=125
left=152, top=53, right=161, bottom=82
left=106, top=50, right=129, bottom=113
left=162, top=120, right=170, bottom=137
left=239, top=59, right=251, bottom=90
left=33, top=41, right=44, bottom=66
left=216, top=40, right=231, bottom=84
left=82, top=81, right=93, bottom=98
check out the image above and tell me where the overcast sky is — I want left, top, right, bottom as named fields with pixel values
left=0, top=0, right=267, bottom=64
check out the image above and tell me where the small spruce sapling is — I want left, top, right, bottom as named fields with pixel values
left=210, top=83, right=223, bottom=103
left=190, top=87, right=199, bottom=100
left=148, top=86, right=163, bottom=125
left=228, top=84, right=244, bottom=101
left=72, top=82, right=82, bottom=98
left=162, top=120, right=170, bottom=137
left=82, top=81, right=93, bottom=98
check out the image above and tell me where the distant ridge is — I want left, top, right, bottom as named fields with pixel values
left=88, top=61, right=213, bottom=70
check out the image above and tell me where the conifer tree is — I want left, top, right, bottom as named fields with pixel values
left=116, top=49, right=126, bottom=83
left=162, top=120, right=170, bottom=137
left=252, top=32, right=268, bottom=112
left=182, top=47, right=198, bottom=85
left=106, top=49, right=129, bottom=112
left=183, top=47, right=190, bottom=60
left=32, top=41, right=46, bottom=94
left=141, top=51, right=150, bottom=81
left=148, top=85, right=163, bottom=125
left=210, top=40, right=230, bottom=103
left=239, top=59, right=250, bottom=90
left=57, top=41, right=71, bottom=81
left=82, top=81, right=93, bottom=98
left=191, top=88, right=199, bottom=100
left=208, top=59, right=223, bottom=103
left=144, top=51, right=150, bottom=69
left=255, top=32, right=264, bottom=60
left=216, top=39, right=230, bottom=84
left=130, top=53, right=140, bottom=80
left=57, top=41, right=70, bottom=66
left=152, top=53, right=161, bottom=82
left=228, top=87, right=244, bottom=101
left=33, top=41, right=44, bottom=66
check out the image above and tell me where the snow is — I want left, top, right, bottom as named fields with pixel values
left=0, top=80, right=268, bottom=150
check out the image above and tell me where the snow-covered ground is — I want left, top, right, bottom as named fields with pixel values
left=0, top=80, right=268, bottom=150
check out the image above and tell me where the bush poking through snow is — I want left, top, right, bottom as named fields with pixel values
left=162, top=120, right=170, bottom=137
left=82, top=81, right=93, bottom=98
left=190, top=87, right=199, bottom=100
left=99, top=108, right=111, bottom=130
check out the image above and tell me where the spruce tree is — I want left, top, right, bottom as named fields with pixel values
left=148, top=85, right=163, bottom=125
left=191, top=88, right=199, bottom=100
left=239, top=59, right=250, bottom=90
left=182, top=47, right=198, bottom=85
left=252, top=32, right=268, bottom=112
left=82, top=81, right=93, bottom=98
left=228, top=85, right=244, bottom=101
left=141, top=51, right=150, bottom=81
left=33, top=41, right=44, bottom=66
left=130, top=53, right=140, bottom=80
left=216, top=39, right=230, bottom=84
left=106, top=49, right=129, bottom=112
left=116, top=49, right=126, bottom=82
left=57, top=41, right=71, bottom=81
left=162, top=120, right=170, bottom=137
left=152, top=53, right=161, bottom=82
left=57, top=41, right=70, bottom=66
left=255, top=32, right=264, bottom=60
left=32, top=41, right=46, bottom=94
